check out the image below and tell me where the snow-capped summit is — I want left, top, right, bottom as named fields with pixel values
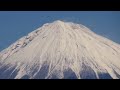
left=54, top=20, right=64, bottom=23
left=0, top=20, right=120, bottom=79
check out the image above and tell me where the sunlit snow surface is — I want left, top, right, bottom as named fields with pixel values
left=0, top=20, right=120, bottom=79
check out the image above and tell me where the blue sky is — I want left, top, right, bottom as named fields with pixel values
left=0, top=11, right=120, bottom=51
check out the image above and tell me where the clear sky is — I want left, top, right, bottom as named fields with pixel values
left=0, top=11, right=120, bottom=51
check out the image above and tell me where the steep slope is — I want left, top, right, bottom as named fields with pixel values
left=0, top=20, right=120, bottom=79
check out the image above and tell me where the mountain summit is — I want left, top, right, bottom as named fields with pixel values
left=0, top=20, right=120, bottom=79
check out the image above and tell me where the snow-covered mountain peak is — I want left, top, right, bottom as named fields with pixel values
left=54, top=20, right=64, bottom=23
left=0, top=20, right=120, bottom=79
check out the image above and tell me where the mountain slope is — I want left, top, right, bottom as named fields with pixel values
left=0, top=20, right=120, bottom=79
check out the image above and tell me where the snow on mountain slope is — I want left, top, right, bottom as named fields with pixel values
left=0, top=20, right=120, bottom=79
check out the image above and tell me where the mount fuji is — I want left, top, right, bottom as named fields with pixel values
left=0, top=20, right=120, bottom=79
